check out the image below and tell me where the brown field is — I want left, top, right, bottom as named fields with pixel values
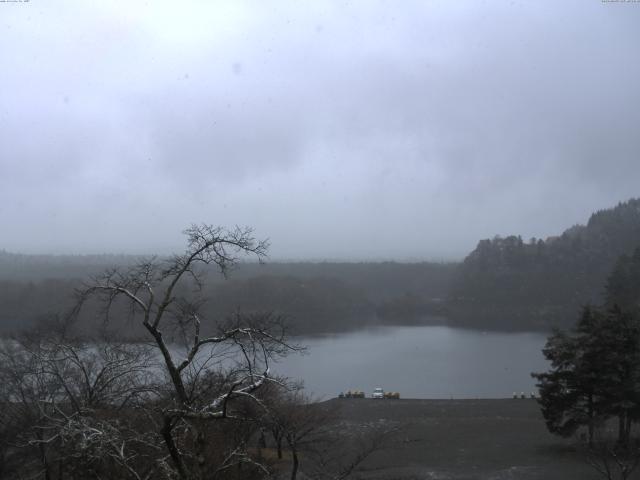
left=323, top=398, right=599, bottom=480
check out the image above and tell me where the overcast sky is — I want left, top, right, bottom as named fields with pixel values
left=1, top=1, right=639, bottom=260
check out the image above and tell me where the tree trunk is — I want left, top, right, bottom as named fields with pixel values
left=258, top=430, right=266, bottom=461
left=38, top=434, right=51, bottom=480
left=618, top=412, right=631, bottom=448
left=277, top=436, right=283, bottom=460
left=619, top=415, right=625, bottom=445
left=290, top=446, right=299, bottom=480
left=195, top=428, right=207, bottom=480
left=162, top=415, right=189, bottom=480
left=588, top=394, right=594, bottom=447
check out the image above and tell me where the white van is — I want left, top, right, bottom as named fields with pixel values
left=372, top=387, right=384, bottom=399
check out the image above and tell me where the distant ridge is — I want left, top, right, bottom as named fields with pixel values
left=2, top=198, right=639, bottom=334
left=0, top=251, right=143, bottom=281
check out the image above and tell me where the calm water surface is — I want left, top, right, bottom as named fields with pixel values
left=272, top=326, right=548, bottom=399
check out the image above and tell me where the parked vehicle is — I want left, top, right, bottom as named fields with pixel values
left=342, top=390, right=365, bottom=398
left=341, top=388, right=399, bottom=399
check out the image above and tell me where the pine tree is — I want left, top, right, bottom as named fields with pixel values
left=533, top=307, right=604, bottom=445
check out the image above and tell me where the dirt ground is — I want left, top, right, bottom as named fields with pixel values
left=325, top=398, right=602, bottom=480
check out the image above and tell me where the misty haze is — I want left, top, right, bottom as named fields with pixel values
left=2, top=2, right=640, bottom=480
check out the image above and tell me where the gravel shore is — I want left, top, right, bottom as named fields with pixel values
left=327, top=398, right=597, bottom=480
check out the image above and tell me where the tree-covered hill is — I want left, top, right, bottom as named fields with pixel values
left=449, top=198, right=640, bottom=330
left=0, top=255, right=456, bottom=335
left=3, top=199, right=640, bottom=334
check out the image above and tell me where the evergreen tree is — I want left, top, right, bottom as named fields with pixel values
left=533, top=248, right=640, bottom=448
left=605, top=247, right=640, bottom=310
left=532, top=307, right=605, bottom=445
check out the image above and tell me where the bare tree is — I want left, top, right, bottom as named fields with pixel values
left=257, top=385, right=397, bottom=480
left=262, top=388, right=335, bottom=480
left=303, top=421, right=399, bottom=480
left=0, top=316, right=160, bottom=479
left=74, top=224, right=300, bottom=479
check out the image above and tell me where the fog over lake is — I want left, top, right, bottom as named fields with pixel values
left=273, top=325, right=548, bottom=399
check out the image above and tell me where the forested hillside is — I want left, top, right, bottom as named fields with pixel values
left=0, top=255, right=456, bottom=335
left=3, top=199, right=639, bottom=334
left=449, top=198, right=640, bottom=330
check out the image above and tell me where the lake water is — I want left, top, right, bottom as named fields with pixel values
left=272, top=326, right=549, bottom=400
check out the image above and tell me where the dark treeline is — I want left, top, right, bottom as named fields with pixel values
left=3, top=198, right=640, bottom=334
left=450, top=198, right=640, bottom=330
left=208, top=262, right=455, bottom=333
left=0, top=251, right=142, bottom=281
left=0, top=255, right=457, bottom=336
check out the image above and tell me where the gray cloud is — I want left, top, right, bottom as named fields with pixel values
left=1, top=0, right=639, bottom=259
